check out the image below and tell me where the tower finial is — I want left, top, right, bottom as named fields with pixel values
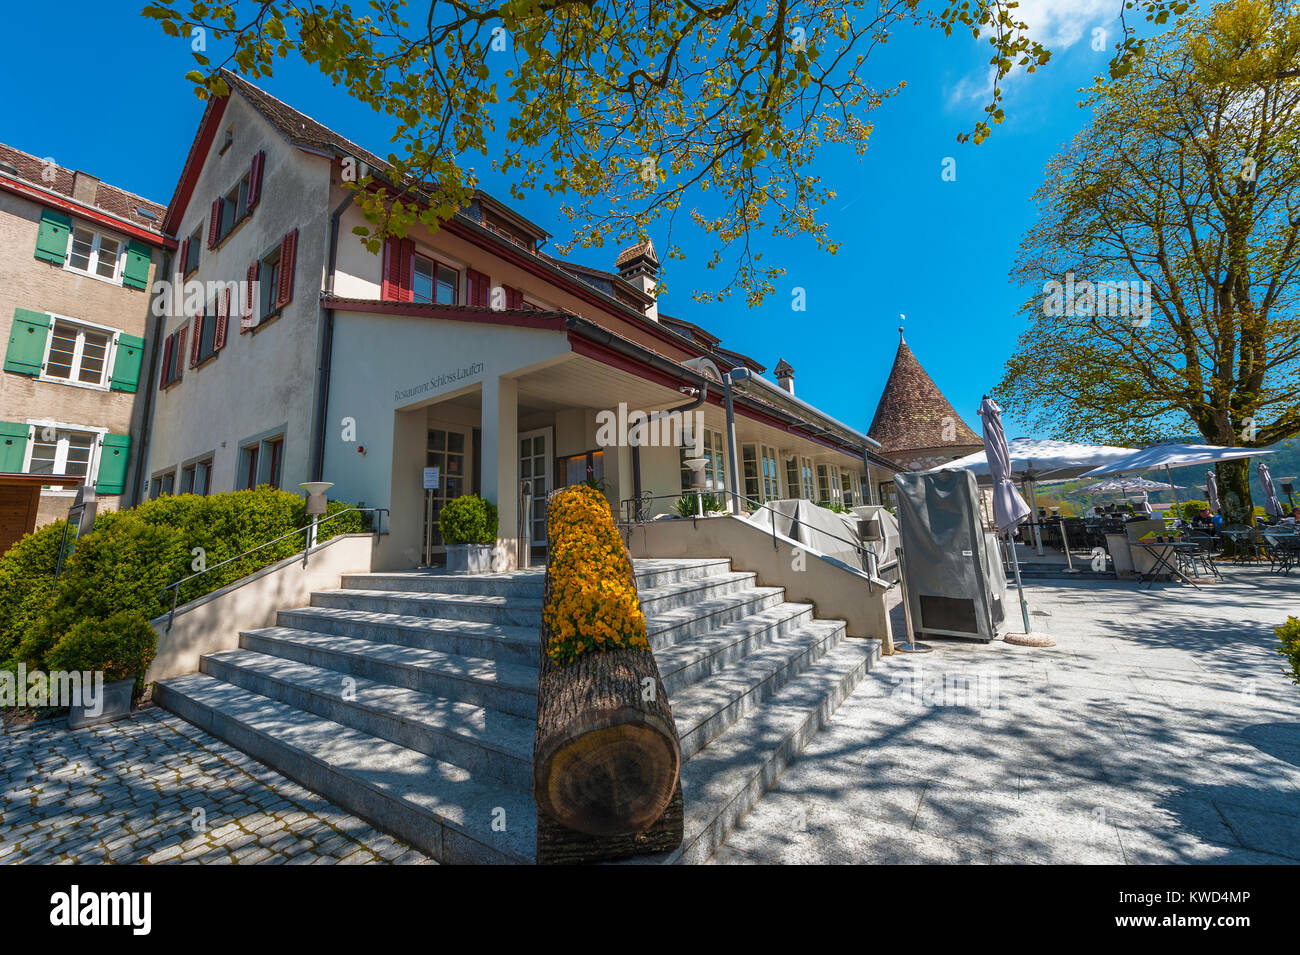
left=898, top=313, right=906, bottom=344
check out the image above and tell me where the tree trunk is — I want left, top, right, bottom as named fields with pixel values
left=533, top=560, right=683, bottom=863
left=1217, top=457, right=1255, bottom=525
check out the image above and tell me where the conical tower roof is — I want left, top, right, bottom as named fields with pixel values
left=868, top=329, right=982, bottom=458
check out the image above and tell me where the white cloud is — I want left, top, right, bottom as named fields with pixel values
left=946, top=0, right=1117, bottom=104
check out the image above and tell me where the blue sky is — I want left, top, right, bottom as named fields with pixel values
left=0, top=2, right=1170, bottom=441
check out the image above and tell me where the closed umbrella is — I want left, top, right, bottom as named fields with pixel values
left=1260, top=463, right=1282, bottom=518
left=978, top=397, right=1051, bottom=646
left=1206, top=470, right=1220, bottom=515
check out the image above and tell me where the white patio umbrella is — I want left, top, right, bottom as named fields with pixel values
left=1206, top=470, right=1220, bottom=515
left=940, top=438, right=1139, bottom=554
left=977, top=398, right=1051, bottom=646
left=1073, top=478, right=1181, bottom=494
left=1082, top=443, right=1275, bottom=521
left=1259, top=463, right=1282, bottom=517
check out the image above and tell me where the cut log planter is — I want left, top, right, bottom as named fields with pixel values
left=534, top=534, right=683, bottom=864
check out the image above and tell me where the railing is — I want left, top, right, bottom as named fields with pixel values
left=159, top=506, right=389, bottom=632
left=618, top=490, right=895, bottom=593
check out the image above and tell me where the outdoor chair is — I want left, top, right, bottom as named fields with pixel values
left=1182, top=531, right=1223, bottom=580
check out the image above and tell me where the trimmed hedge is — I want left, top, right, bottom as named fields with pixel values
left=0, top=489, right=368, bottom=690
left=438, top=494, right=498, bottom=545
left=1278, top=616, right=1300, bottom=688
left=543, top=484, right=647, bottom=665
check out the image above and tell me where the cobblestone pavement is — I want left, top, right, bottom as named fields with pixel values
left=0, top=705, right=432, bottom=865
left=712, top=564, right=1300, bottom=864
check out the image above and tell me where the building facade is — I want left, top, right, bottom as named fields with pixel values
left=0, top=144, right=168, bottom=552
left=140, top=71, right=897, bottom=569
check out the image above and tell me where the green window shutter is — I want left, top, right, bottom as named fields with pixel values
left=4, top=309, right=51, bottom=376
left=95, top=433, right=131, bottom=495
left=0, top=421, right=29, bottom=473
left=109, top=333, right=145, bottom=392
left=123, top=239, right=152, bottom=290
left=34, top=209, right=72, bottom=265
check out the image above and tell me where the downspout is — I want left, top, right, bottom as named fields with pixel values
left=131, top=252, right=172, bottom=507
left=310, top=191, right=355, bottom=482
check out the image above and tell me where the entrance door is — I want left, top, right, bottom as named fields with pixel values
left=519, top=427, right=552, bottom=545
left=424, top=427, right=467, bottom=551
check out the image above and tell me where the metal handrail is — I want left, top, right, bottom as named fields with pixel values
left=159, top=506, right=389, bottom=632
left=618, top=490, right=895, bottom=590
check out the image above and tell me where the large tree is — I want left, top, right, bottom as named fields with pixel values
left=142, top=0, right=1069, bottom=304
left=998, top=0, right=1300, bottom=523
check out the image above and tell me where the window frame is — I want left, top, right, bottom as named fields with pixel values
left=218, top=174, right=251, bottom=243
left=412, top=253, right=460, bottom=306
left=21, top=420, right=107, bottom=489
left=38, top=315, right=119, bottom=390
left=184, top=227, right=202, bottom=275
left=62, top=224, right=125, bottom=285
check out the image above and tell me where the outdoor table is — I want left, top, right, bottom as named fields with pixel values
left=1132, top=541, right=1201, bottom=589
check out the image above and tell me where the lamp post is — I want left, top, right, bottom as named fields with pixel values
left=684, top=457, right=708, bottom=515
left=299, top=481, right=334, bottom=554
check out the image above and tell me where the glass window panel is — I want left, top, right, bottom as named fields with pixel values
left=78, top=330, right=110, bottom=383
left=29, top=438, right=57, bottom=475
left=46, top=327, right=76, bottom=379
left=436, top=265, right=457, bottom=304
left=95, top=236, right=120, bottom=278
left=413, top=257, right=434, bottom=304
left=447, top=432, right=464, bottom=453
left=68, top=229, right=94, bottom=270
left=64, top=433, right=93, bottom=477
left=428, top=429, right=445, bottom=451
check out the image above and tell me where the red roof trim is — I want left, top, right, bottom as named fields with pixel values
left=161, top=94, right=230, bottom=237
left=0, top=177, right=172, bottom=248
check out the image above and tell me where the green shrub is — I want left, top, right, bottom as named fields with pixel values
left=675, top=492, right=724, bottom=516
left=0, top=520, right=68, bottom=668
left=1278, top=617, right=1300, bottom=687
left=46, top=610, right=158, bottom=696
left=439, top=495, right=498, bottom=545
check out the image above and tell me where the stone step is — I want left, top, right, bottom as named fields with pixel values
left=632, top=637, right=881, bottom=866
left=636, top=571, right=759, bottom=615
left=239, top=627, right=537, bottom=718
left=200, top=650, right=534, bottom=789
left=669, top=618, right=847, bottom=759
left=153, top=674, right=536, bottom=864
left=310, top=589, right=543, bottom=627
left=656, top=601, right=816, bottom=696
left=341, top=570, right=545, bottom=598
left=632, top=558, right=734, bottom=590
left=276, top=606, right=539, bottom=667
left=645, top=586, right=786, bottom=650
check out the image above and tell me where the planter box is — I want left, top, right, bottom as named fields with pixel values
left=67, top=677, right=134, bottom=730
left=446, top=543, right=493, bottom=574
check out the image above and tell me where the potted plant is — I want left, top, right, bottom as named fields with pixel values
left=438, top=495, right=499, bottom=573
left=46, top=611, right=158, bottom=729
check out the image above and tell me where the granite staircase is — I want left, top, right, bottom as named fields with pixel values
left=155, top=557, right=880, bottom=864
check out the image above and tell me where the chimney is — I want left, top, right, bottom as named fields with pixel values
left=616, top=238, right=660, bottom=321
left=775, top=358, right=795, bottom=396
left=71, top=170, right=99, bottom=206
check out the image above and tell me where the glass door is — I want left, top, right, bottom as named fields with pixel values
left=425, top=428, right=466, bottom=549
left=519, top=427, right=552, bottom=545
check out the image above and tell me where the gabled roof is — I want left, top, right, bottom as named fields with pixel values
left=868, top=332, right=982, bottom=455
left=0, top=142, right=166, bottom=235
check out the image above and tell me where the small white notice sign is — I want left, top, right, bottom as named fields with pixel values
left=423, top=467, right=440, bottom=490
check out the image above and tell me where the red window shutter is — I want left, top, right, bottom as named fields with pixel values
left=381, top=237, right=398, bottom=299
left=207, top=200, right=221, bottom=248
left=242, top=261, right=259, bottom=332
left=467, top=269, right=488, bottom=307
left=189, top=316, right=203, bottom=368
left=504, top=285, right=524, bottom=310
left=276, top=229, right=298, bottom=308
left=175, top=326, right=188, bottom=379
left=179, top=237, right=191, bottom=274
left=399, top=238, right=415, bottom=302
left=247, top=151, right=265, bottom=208
left=215, top=287, right=230, bottom=350
left=160, top=335, right=174, bottom=388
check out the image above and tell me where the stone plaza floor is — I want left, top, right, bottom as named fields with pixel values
left=0, top=706, right=431, bottom=865
left=711, top=563, right=1300, bottom=864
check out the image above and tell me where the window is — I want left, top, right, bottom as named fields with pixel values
left=266, top=438, right=284, bottom=490
left=878, top=482, right=898, bottom=509
left=681, top=428, right=725, bottom=493
left=840, top=470, right=855, bottom=507
left=149, top=470, right=176, bottom=500
left=785, top=455, right=815, bottom=500
left=43, top=318, right=113, bottom=387
left=65, top=226, right=122, bottom=281
left=218, top=175, right=250, bottom=242
left=195, top=306, right=218, bottom=365
left=180, top=457, right=213, bottom=495
left=159, top=323, right=187, bottom=388
left=816, top=465, right=842, bottom=506
left=561, top=450, right=605, bottom=488
left=259, top=246, right=282, bottom=321
left=413, top=255, right=459, bottom=305
left=29, top=428, right=97, bottom=479
left=424, top=429, right=467, bottom=546
left=741, top=443, right=780, bottom=503
left=240, top=444, right=260, bottom=490
left=184, top=227, right=201, bottom=274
